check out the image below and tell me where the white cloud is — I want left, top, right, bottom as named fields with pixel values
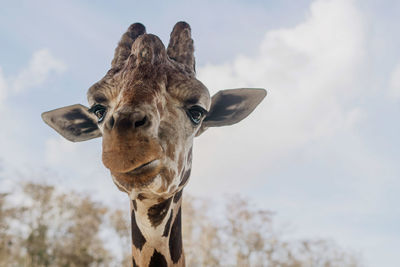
left=187, top=2, right=400, bottom=266
left=0, top=49, right=66, bottom=179
left=0, top=49, right=66, bottom=107
left=11, top=49, right=66, bottom=93
left=0, top=68, right=7, bottom=103
left=389, top=63, right=400, bottom=99
left=44, top=137, right=123, bottom=205
left=45, top=137, right=84, bottom=166
left=192, top=0, right=367, bottom=192
left=44, top=137, right=104, bottom=181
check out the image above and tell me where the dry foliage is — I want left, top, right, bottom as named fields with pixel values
left=182, top=195, right=360, bottom=267
left=0, top=183, right=111, bottom=266
left=0, top=182, right=361, bottom=267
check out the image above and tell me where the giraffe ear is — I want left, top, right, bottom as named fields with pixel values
left=196, top=88, right=267, bottom=136
left=41, top=104, right=102, bottom=142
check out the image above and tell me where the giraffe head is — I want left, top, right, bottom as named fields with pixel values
left=42, top=22, right=266, bottom=200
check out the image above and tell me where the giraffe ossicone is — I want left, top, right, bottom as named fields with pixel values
left=42, top=21, right=266, bottom=267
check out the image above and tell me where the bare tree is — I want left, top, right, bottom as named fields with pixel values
left=182, top=194, right=360, bottom=267
left=0, top=182, right=361, bottom=267
left=0, top=183, right=112, bottom=267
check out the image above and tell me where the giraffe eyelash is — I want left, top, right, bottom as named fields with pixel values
left=186, top=105, right=207, bottom=125
left=88, top=104, right=107, bottom=123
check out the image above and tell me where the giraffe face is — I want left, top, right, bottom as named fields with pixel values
left=41, top=22, right=267, bottom=200
left=85, top=47, right=211, bottom=197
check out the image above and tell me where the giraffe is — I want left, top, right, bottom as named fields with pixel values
left=42, top=22, right=266, bottom=266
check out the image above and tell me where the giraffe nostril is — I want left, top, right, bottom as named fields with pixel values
left=134, top=116, right=147, bottom=128
left=112, top=111, right=148, bottom=132
left=108, top=116, right=115, bottom=129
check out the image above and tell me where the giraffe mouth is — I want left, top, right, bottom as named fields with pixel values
left=125, top=159, right=160, bottom=175
left=109, top=159, right=162, bottom=189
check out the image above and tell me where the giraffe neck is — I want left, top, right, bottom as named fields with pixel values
left=130, top=190, right=185, bottom=267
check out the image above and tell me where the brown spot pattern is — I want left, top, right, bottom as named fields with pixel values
left=162, top=211, right=173, bottom=237
left=149, top=250, right=168, bottom=267
left=131, top=210, right=146, bottom=250
left=187, top=148, right=193, bottom=163
left=179, top=168, right=191, bottom=187
left=173, top=189, right=183, bottom=203
left=169, top=207, right=182, bottom=263
left=177, top=153, right=184, bottom=173
left=147, top=197, right=173, bottom=227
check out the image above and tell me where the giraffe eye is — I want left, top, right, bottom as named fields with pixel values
left=187, top=106, right=207, bottom=125
left=89, top=104, right=107, bottom=123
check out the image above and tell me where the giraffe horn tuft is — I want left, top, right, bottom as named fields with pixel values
left=130, top=34, right=167, bottom=65
left=167, top=21, right=195, bottom=72
left=111, top=23, right=146, bottom=69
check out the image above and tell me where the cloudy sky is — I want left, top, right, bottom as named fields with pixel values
left=1, top=0, right=399, bottom=266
